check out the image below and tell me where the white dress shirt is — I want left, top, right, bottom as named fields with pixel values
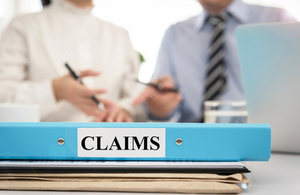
left=0, top=0, right=146, bottom=122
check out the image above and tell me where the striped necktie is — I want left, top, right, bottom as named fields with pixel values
left=200, top=13, right=229, bottom=122
left=204, top=13, right=229, bottom=101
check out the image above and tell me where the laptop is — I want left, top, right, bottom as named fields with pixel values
left=236, top=22, right=300, bottom=153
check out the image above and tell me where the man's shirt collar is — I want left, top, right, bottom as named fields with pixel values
left=194, top=0, right=248, bottom=31
left=227, top=0, right=248, bottom=23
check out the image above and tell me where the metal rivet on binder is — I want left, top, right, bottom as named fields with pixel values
left=58, top=138, right=65, bottom=145
left=176, top=138, right=183, bottom=145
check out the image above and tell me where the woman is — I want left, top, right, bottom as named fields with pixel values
left=0, top=0, right=146, bottom=122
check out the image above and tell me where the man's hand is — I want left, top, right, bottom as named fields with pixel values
left=93, top=98, right=133, bottom=122
left=52, top=70, right=107, bottom=118
left=134, top=76, right=182, bottom=118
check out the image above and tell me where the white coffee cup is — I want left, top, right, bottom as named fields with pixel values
left=0, top=103, right=39, bottom=122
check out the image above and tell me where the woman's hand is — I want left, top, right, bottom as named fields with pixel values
left=93, top=98, right=133, bottom=122
left=52, top=70, right=107, bottom=118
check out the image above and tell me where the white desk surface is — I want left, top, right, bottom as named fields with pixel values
left=0, top=153, right=299, bottom=195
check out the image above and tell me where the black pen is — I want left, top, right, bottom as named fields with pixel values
left=135, top=79, right=180, bottom=93
left=65, top=63, right=105, bottom=110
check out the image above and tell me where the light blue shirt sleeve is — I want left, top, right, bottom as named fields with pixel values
left=148, top=26, right=183, bottom=121
left=152, top=27, right=176, bottom=80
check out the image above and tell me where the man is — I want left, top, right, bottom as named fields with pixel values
left=135, top=0, right=296, bottom=122
left=0, top=0, right=146, bottom=122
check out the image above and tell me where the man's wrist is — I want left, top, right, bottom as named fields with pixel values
left=146, top=103, right=173, bottom=118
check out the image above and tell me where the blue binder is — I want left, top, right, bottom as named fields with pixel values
left=0, top=122, right=271, bottom=161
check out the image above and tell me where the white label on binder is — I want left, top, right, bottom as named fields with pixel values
left=77, top=128, right=165, bottom=157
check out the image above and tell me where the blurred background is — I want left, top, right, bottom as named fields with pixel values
left=0, top=0, right=299, bottom=83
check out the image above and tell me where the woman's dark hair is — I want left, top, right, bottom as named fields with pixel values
left=41, top=0, right=51, bottom=7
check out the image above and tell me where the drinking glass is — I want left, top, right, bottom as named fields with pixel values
left=204, top=101, right=248, bottom=123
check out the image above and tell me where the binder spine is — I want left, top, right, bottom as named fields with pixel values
left=0, top=123, right=271, bottom=161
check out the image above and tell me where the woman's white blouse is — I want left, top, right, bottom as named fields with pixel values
left=0, top=0, right=146, bottom=122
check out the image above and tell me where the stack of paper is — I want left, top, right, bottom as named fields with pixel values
left=0, top=161, right=250, bottom=194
